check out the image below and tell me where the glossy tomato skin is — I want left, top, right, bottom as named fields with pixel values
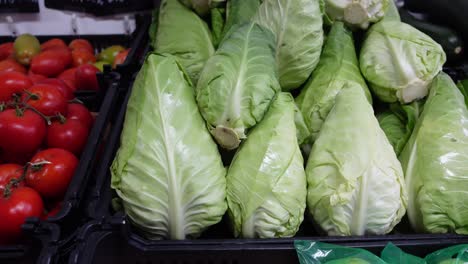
left=38, top=78, right=74, bottom=100
left=22, top=84, right=68, bottom=116
left=28, top=70, right=48, bottom=84
left=69, top=39, right=94, bottom=54
left=75, top=64, right=100, bottom=91
left=0, top=42, right=14, bottom=61
left=0, top=187, right=43, bottom=244
left=47, top=119, right=89, bottom=155
left=112, top=49, right=130, bottom=68
left=0, top=164, right=24, bottom=195
left=0, top=71, right=33, bottom=102
left=41, top=38, right=67, bottom=51
left=0, top=59, right=27, bottom=74
left=58, top=68, right=77, bottom=92
left=26, top=148, right=78, bottom=198
left=30, top=48, right=72, bottom=77
left=72, top=48, right=96, bottom=67
left=0, top=109, right=46, bottom=155
left=67, top=103, right=93, bottom=129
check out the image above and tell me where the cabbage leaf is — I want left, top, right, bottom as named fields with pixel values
left=154, top=0, right=214, bottom=85
left=306, top=85, right=407, bottom=236
left=196, top=22, right=280, bottom=150
left=226, top=92, right=306, bottom=238
left=254, top=0, right=324, bottom=91
left=111, top=54, right=227, bottom=240
left=296, top=22, right=371, bottom=144
left=400, top=72, right=468, bottom=234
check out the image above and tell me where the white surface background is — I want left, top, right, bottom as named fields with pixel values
left=0, top=0, right=137, bottom=36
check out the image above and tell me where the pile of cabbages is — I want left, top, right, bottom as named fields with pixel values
left=110, top=0, right=468, bottom=240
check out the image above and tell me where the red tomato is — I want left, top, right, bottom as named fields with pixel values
left=28, top=70, right=48, bottom=84
left=58, top=68, right=77, bottom=92
left=72, top=48, right=96, bottom=67
left=0, top=72, right=33, bottom=102
left=40, top=38, right=67, bottom=51
left=0, top=187, right=43, bottom=244
left=75, top=64, right=99, bottom=91
left=69, top=39, right=94, bottom=54
left=47, top=119, right=89, bottom=155
left=25, top=148, right=78, bottom=198
left=30, top=48, right=72, bottom=77
left=0, top=42, right=14, bottom=61
left=113, top=49, right=130, bottom=68
left=41, top=201, right=61, bottom=220
left=0, top=59, right=27, bottom=74
left=22, top=84, right=68, bottom=116
left=0, top=109, right=46, bottom=155
left=38, top=78, right=74, bottom=100
left=0, top=164, right=24, bottom=196
left=67, top=103, right=93, bottom=129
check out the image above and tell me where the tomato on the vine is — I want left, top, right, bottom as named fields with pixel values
left=0, top=164, right=24, bottom=195
left=38, top=78, right=74, bottom=100
left=69, top=39, right=94, bottom=54
left=40, top=39, right=67, bottom=51
left=22, top=84, right=68, bottom=116
left=0, top=42, right=14, bottom=61
left=47, top=118, right=89, bottom=155
left=0, top=71, right=33, bottom=102
left=0, top=59, right=27, bottom=74
left=26, top=148, right=78, bottom=198
left=67, top=103, right=93, bottom=129
left=0, top=109, right=46, bottom=155
left=0, top=187, right=43, bottom=244
left=58, top=68, right=77, bottom=92
left=72, top=48, right=96, bottom=67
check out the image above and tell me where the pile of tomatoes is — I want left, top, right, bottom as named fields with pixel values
left=0, top=35, right=127, bottom=245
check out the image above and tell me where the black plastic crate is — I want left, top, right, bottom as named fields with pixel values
left=69, top=219, right=468, bottom=264
left=0, top=72, right=122, bottom=264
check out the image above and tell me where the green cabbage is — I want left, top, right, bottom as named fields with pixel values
left=254, top=0, right=324, bottom=91
left=400, top=72, right=468, bottom=234
left=377, top=102, right=422, bottom=156
left=296, top=22, right=371, bottom=144
left=154, top=0, right=214, bottom=85
left=360, top=1, right=446, bottom=103
left=111, top=54, right=227, bottom=240
left=306, top=85, right=407, bottom=236
left=324, top=0, right=389, bottom=29
left=221, top=0, right=261, bottom=42
left=179, top=0, right=225, bottom=16
left=196, top=22, right=280, bottom=150
left=226, top=92, right=306, bottom=238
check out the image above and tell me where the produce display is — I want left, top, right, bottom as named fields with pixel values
left=109, top=0, right=468, bottom=241
left=0, top=34, right=128, bottom=245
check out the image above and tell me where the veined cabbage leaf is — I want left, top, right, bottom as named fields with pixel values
left=324, top=0, right=389, bottom=29
left=306, top=85, right=407, bottom=236
left=196, top=22, right=280, bottom=150
left=220, top=0, right=261, bottom=43
left=179, top=0, right=226, bottom=17
left=296, top=22, right=371, bottom=144
left=226, top=92, right=306, bottom=238
left=377, top=101, right=422, bottom=156
left=254, top=0, right=324, bottom=91
left=111, top=54, right=227, bottom=240
left=154, top=0, right=214, bottom=85
left=399, top=72, right=468, bottom=234
left=359, top=1, right=446, bottom=103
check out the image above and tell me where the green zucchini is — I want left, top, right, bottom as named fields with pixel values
left=399, top=7, right=464, bottom=64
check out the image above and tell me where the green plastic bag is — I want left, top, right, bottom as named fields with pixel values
left=294, top=240, right=387, bottom=264
left=425, top=244, right=468, bottom=264
left=381, top=242, right=425, bottom=264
